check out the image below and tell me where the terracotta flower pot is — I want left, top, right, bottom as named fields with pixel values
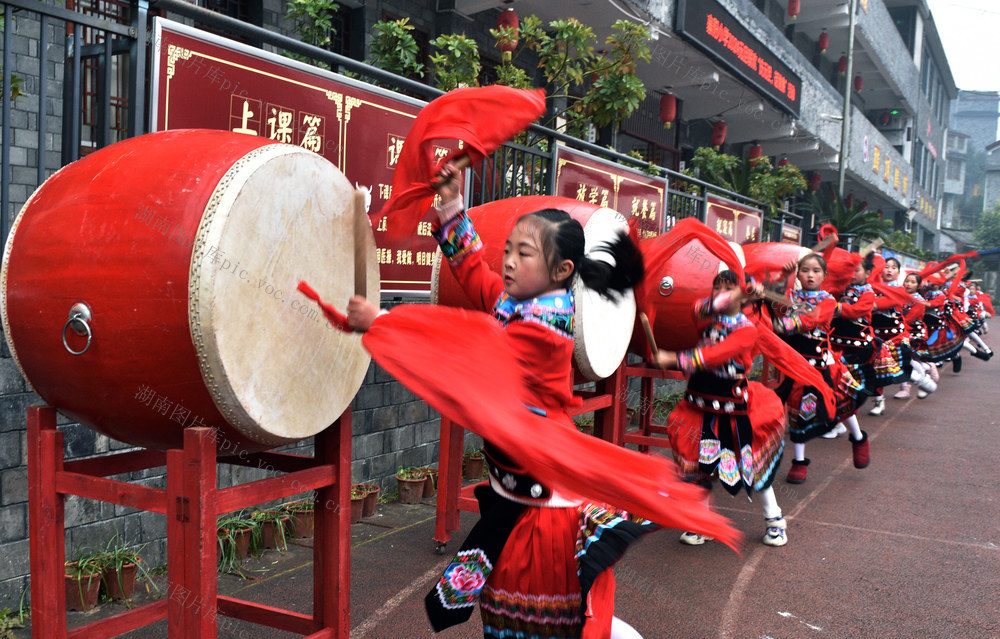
left=286, top=508, right=315, bottom=538
left=396, top=475, right=426, bottom=504
left=65, top=565, right=101, bottom=612
left=462, top=455, right=485, bottom=481
left=101, top=563, right=138, bottom=601
left=350, top=495, right=364, bottom=523
left=421, top=468, right=438, bottom=498
left=358, top=484, right=380, bottom=517
left=258, top=517, right=290, bottom=550
left=232, top=527, right=253, bottom=559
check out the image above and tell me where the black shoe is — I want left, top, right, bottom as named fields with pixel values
left=972, top=349, right=993, bottom=361
left=953, top=355, right=963, bottom=372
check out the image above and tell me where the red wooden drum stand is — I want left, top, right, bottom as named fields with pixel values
left=433, top=366, right=628, bottom=553
left=27, top=405, right=351, bottom=638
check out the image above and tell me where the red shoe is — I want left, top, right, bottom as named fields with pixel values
left=786, top=458, right=810, bottom=484
left=850, top=430, right=870, bottom=469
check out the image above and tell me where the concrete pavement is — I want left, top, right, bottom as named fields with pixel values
left=37, top=336, right=1000, bottom=638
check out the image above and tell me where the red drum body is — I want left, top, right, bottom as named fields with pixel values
left=1, top=129, right=379, bottom=452
left=431, top=196, right=635, bottom=380
left=634, top=235, right=745, bottom=352
left=742, top=242, right=812, bottom=290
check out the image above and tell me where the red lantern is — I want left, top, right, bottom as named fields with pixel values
left=778, top=157, right=791, bottom=168
left=860, top=201, right=869, bottom=211
left=788, top=0, right=800, bottom=20
left=846, top=193, right=855, bottom=208
left=497, top=8, right=519, bottom=62
left=880, top=110, right=891, bottom=126
left=838, top=55, right=848, bottom=75
left=712, top=121, right=728, bottom=148
left=748, top=143, right=763, bottom=166
left=854, top=74, right=864, bottom=93
left=818, top=31, right=829, bottom=54
left=877, top=208, right=884, bottom=219
left=659, top=93, right=677, bottom=129
left=809, top=172, right=822, bottom=192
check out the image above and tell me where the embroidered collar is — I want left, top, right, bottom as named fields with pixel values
left=493, top=290, right=574, bottom=337
left=790, top=288, right=832, bottom=303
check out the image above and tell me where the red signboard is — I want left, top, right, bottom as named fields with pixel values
left=552, top=146, right=666, bottom=239
left=704, top=195, right=762, bottom=245
left=677, top=0, right=801, bottom=116
left=780, top=224, right=802, bottom=245
left=151, top=19, right=460, bottom=297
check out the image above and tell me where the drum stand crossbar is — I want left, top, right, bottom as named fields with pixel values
left=27, top=405, right=351, bottom=638
left=433, top=365, right=629, bottom=552
left=617, top=363, right=686, bottom=452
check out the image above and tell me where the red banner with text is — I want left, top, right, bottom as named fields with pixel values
left=552, top=146, right=666, bottom=239
left=704, top=195, right=763, bottom=245
left=151, top=19, right=462, bottom=297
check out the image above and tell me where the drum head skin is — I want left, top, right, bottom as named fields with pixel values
left=190, top=143, right=378, bottom=446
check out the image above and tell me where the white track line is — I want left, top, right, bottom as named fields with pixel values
left=716, top=396, right=911, bottom=639
left=351, top=562, right=448, bottom=638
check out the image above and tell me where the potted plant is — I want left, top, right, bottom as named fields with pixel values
left=350, top=486, right=366, bottom=523
left=65, top=550, right=102, bottom=612
left=395, top=466, right=427, bottom=504
left=462, top=449, right=485, bottom=481
left=355, top=482, right=380, bottom=518
left=217, top=511, right=260, bottom=574
left=280, top=499, right=315, bottom=538
left=93, top=533, right=152, bottom=602
left=420, top=466, right=438, bottom=498
left=250, top=509, right=291, bottom=551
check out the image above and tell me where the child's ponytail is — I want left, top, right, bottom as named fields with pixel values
left=523, top=209, right=644, bottom=300
left=577, top=231, right=645, bottom=299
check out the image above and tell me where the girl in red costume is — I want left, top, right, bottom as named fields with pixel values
left=771, top=253, right=868, bottom=484
left=867, top=257, right=905, bottom=415
left=895, top=272, right=936, bottom=398
left=825, top=255, right=930, bottom=435
left=347, top=162, right=678, bottom=639
left=654, top=271, right=789, bottom=547
left=866, top=256, right=939, bottom=410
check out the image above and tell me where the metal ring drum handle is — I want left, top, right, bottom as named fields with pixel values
left=62, top=302, right=92, bottom=356
left=659, top=276, right=674, bottom=296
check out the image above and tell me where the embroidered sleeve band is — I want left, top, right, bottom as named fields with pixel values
left=432, top=211, right=482, bottom=266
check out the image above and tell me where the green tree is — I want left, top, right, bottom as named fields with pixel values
left=802, top=188, right=892, bottom=247
left=429, top=34, right=480, bottom=91
left=491, top=17, right=651, bottom=140
left=683, top=147, right=806, bottom=212
left=284, top=0, right=340, bottom=69
left=882, top=230, right=934, bottom=260
left=367, top=18, right=425, bottom=80
left=973, top=206, right=1000, bottom=249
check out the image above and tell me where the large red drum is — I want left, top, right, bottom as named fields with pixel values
left=633, top=234, right=745, bottom=352
left=1, top=129, right=379, bottom=452
left=431, top=196, right=635, bottom=380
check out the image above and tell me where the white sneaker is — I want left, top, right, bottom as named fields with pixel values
left=868, top=397, right=886, bottom=416
left=893, top=386, right=911, bottom=399
left=763, top=517, right=788, bottom=547
left=915, top=374, right=937, bottom=395
left=679, top=531, right=712, bottom=545
left=823, top=423, right=848, bottom=438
